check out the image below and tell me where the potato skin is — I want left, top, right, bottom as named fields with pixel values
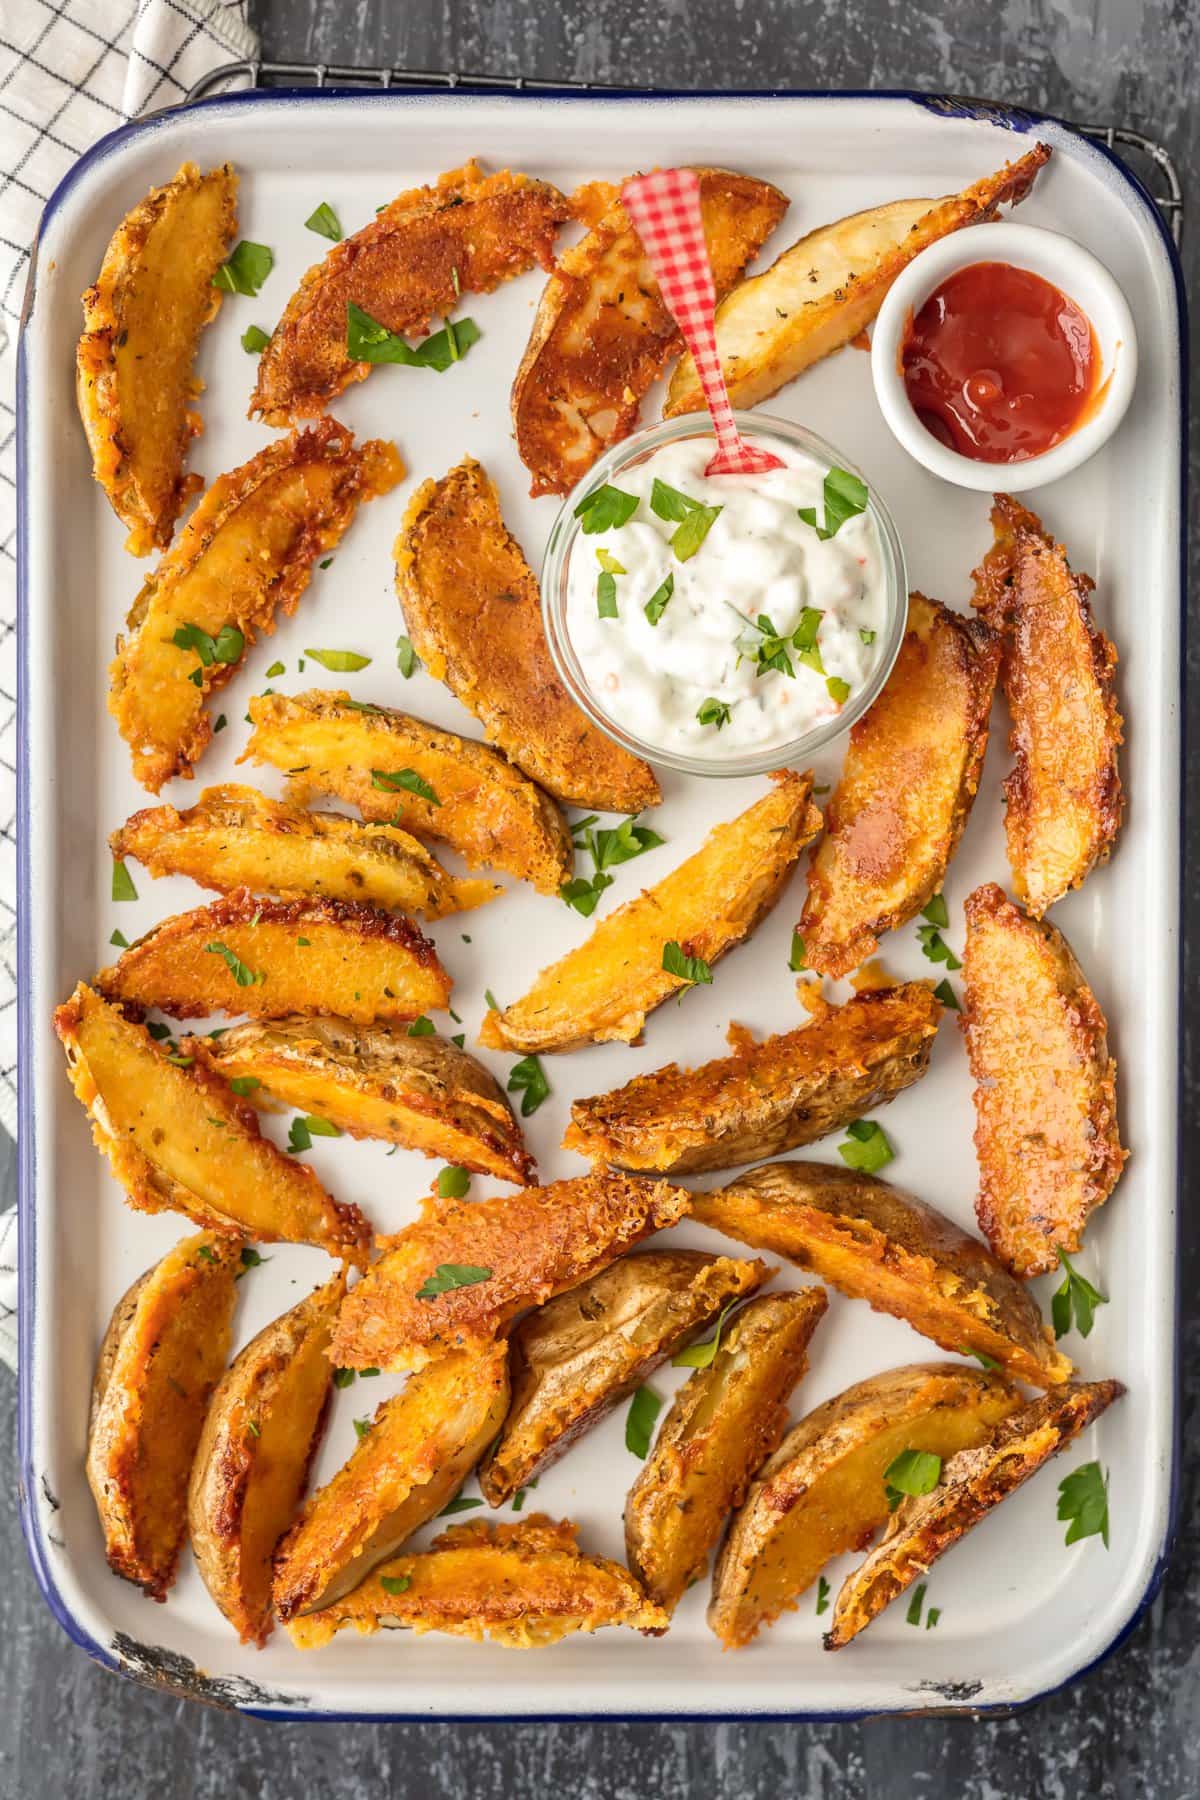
left=564, top=983, right=941, bottom=1174
left=188, top=1272, right=344, bottom=1645
left=961, top=883, right=1126, bottom=1277
left=287, top=1515, right=668, bottom=1650
left=480, top=772, right=822, bottom=1055
left=826, top=1381, right=1124, bottom=1649
left=479, top=1252, right=767, bottom=1505
left=87, top=1232, right=240, bottom=1600
left=273, top=1342, right=509, bottom=1621
left=708, top=1363, right=1021, bottom=1647
left=625, top=1288, right=827, bottom=1613
left=695, top=1161, right=1072, bottom=1388
left=396, top=457, right=659, bottom=812
left=800, top=592, right=1001, bottom=978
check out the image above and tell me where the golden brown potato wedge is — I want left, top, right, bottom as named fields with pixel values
left=77, top=162, right=238, bottom=555
left=330, top=1171, right=691, bottom=1373
left=480, top=771, right=822, bottom=1055
left=708, top=1363, right=1021, bottom=1647
left=971, top=496, right=1123, bottom=917
left=111, top=784, right=499, bottom=919
left=273, top=1342, right=510, bottom=1621
left=198, top=1015, right=535, bottom=1186
left=287, top=1515, right=668, bottom=1649
left=242, top=690, right=573, bottom=896
left=696, top=1161, right=1071, bottom=1388
left=666, top=145, right=1049, bottom=416
left=87, top=1232, right=239, bottom=1599
left=625, top=1288, right=827, bottom=1613
left=96, top=888, right=451, bottom=1025
left=188, top=1271, right=344, bottom=1645
left=513, top=168, right=788, bottom=495
left=962, top=883, right=1126, bottom=1277
left=479, top=1252, right=767, bottom=1506
left=55, top=984, right=368, bottom=1258
left=110, top=421, right=403, bottom=793
left=799, top=593, right=1001, bottom=978
left=396, top=457, right=660, bottom=811
left=565, top=982, right=941, bottom=1174
left=825, top=1381, right=1124, bottom=1649
left=251, top=160, right=569, bottom=426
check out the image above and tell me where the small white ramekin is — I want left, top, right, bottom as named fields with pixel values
left=870, top=221, right=1138, bottom=492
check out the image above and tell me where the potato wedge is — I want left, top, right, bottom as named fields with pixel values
left=87, top=1232, right=239, bottom=1599
left=111, top=784, right=499, bottom=919
left=199, top=1015, right=535, bottom=1185
left=826, top=1381, right=1124, bottom=1649
left=55, top=984, right=369, bottom=1258
left=251, top=160, right=568, bottom=425
left=513, top=168, right=788, bottom=495
left=330, top=1171, right=691, bottom=1373
left=188, top=1272, right=344, bottom=1645
left=962, top=883, right=1126, bottom=1277
left=696, top=1161, right=1071, bottom=1388
left=479, top=1252, right=767, bottom=1505
left=480, top=771, right=822, bottom=1055
left=287, top=1515, right=668, bottom=1649
left=799, top=593, right=1000, bottom=977
left=110, top=421, right=403, bottom=793
left=708, top=1363, right=1021, bottom=1647
left=96, top=888, right=451, bottom=1025
left=971, top=496, right=1123, bottom=917
left=242, top=690, right=573, bottom=896
left=625, top=1288, right=827, bottom=1612
left=396, top=458, right=660, bottom=811
left=666, top=145, right=1049, bottom=416
left=77, top=162, right=237, bottom=555
left=565, top=982, right=941, bottom=1174
left=273, top=1342, right=510, bottom=1621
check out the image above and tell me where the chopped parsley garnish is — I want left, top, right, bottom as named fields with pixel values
left=485, top=989, right=499, bottom=1011
left=905, top=1582, right=928, bottom=1627
left=146, top=1021, right=172, bottom=1041
left=332, top=1367, right=356, bottom=1389
left=560, top=872, right=613, bottom=916
left=625, top=1385, right=662, bottom=1459
left=788, top=930, right=807, bottom=972
left=451, top=1033, right=465, bottom=1048
left=380, top=1574, right=412, bottom=1595
left=439, top=1493, right=483, bottom=1515
left=672, top=1300, right=736, bottom=1369
left=353, top=1417, right=372, bottom=1440
left=797, top=467, right=869, bottom=540
left=827, top=676, right=851, bottom=705
left=644, top=572, right=675, bottom=626
left=305, top=201, right=342, bottom=241
left=372, top=767, right=440, bottom=806
left=304, top=1116, right=342, bottom=1138
left=228, top=1076, right=261, bottom=1097
left=212, top=240, right=273, bottom=296
left=736, top=608, right=828, bottom=682
left=265, top=660, right=285, bottom=678
left=933, top=978, right=960, bottom=1011
left=172, top=622, right=245, bottom=669
left=196, top=1244, right=218, bottom=1263
left=396, top=635, right=418, bottom=678
left=241, top=324, right=270, bottom=353
left=792, top=606, right=826, bottom=673
left=860, top=627, right=876, bottom=646
left=917, top=894, right=961, bottom=969
left=287, top=1116, right=312, bottom=1153
left=884, top=1448, right=942, bottom=1510
left=563, top=814, right=663, bottom=916
left=205, top=940, right=264, bottom=987
left=346, top=302, right=480, bottom=370
left=239, top=1246, right=267, bottom=1270
left=837, top=1118, right=894, bottom=1173
left=926, top=1607, right=941, bottom=1630
left=1051, top=1247, right=1107, bottom=1340
left=507, top=1054, right=550, bottom=1117
left=964, top=1347, right=1000, bottom=1370
left=596, top=548, right=626, bottom=576
left=816, top=1576, right=831, bottom=1616
left=1058, top=1461, right=1110, bottom=1547
left=416, top=1262, right=491, bottom=1299
left=436, top=1166, right=471, bottom=1199
left=662, top=940, right=712, bottom=986
left=213, top=714, right=227, bottom=732
left=109, top=929, right=129, bottom=948
left=649, top=478, right=723, bottom=561
left=407, top=1016, right=436, bottom=1037
left=597, top=571, right=618, bottom=618
left=247, top=1418, right=261, bottom=1438
left=574, top=483, right=638, bottom=534
left=696, top=697, right=732, bottom=729
left=305, top=647, right=371, bottom=672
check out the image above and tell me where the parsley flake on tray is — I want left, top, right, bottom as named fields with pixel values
left=346, top=302, right=480, bottom=370
left=1057, top=1461, right=1110, bottom=1548
left=416, top=1263, right=491, bottom=1300
left=212, top=240, right=273, bottom=297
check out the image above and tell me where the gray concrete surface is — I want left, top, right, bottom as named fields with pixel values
left=3, top=1, right=1198, bottom=1794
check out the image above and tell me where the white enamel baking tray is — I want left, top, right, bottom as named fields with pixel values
left=16, top=91, right=1184, bottom=1720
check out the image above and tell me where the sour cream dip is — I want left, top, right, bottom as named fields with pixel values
left=560, top=431, right=891, bottom=765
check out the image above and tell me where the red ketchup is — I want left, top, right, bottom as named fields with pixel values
left=901, top=262, right=1100, bottom=463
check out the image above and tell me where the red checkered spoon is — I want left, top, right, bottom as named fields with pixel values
left=622, top=168, right=785, bottom=477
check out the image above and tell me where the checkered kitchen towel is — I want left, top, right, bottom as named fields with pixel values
left=0, top=0, right=258, bottom=1370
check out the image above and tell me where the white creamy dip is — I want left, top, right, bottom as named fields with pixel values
left=564, top=434, right=888, bottom=761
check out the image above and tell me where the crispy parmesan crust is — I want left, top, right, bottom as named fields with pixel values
left=625, top=1289, right=827, bottom=1613
left=513, top=168, right=788, bottom=495
left=565, top=982, right=941, bottom=1173
left=54, top=982, right=369, bottom=1258
left=666, top=145, right=1050, bottom=416
left=696, top=1162, right=1072, bottom=1388
left=825, top=1381, right=1124, bottom=1649
left=396, top=458, right=660, bottom=810
left=96, top=888, right=451, bottom=1024
left=109, top=421, right=404, bottom=793
left=198, top=1014, right=535, bottom=1185
left=800, top=593, right=1001, bottom=977
left=251, top=161, right=570, bottom=426
left=242, top=690, right=574, bottom=896
left=87, top=1232, right=239, bottom=1599
left=479, top=1252, right=768, bottom=1505
left=111, top=783, right=498, bottom=919
left=273, top=1342, right=510, bottom=1621
left=286, top=1515, right=668, bottom=1649
left=961, top=884, right=1126, bottom=1277
left=971, top=496, right=1124, bottom=916
left=188, top=1273, right=344, bottom=1645
left=480, top=772, right=823, bottom=1055
left=77, top=162, right=238, bottom=554
left=330, top=1171, right=692, bottom=1372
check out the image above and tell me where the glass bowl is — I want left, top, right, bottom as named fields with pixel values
left=540, top=410, right=908, bottom=779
